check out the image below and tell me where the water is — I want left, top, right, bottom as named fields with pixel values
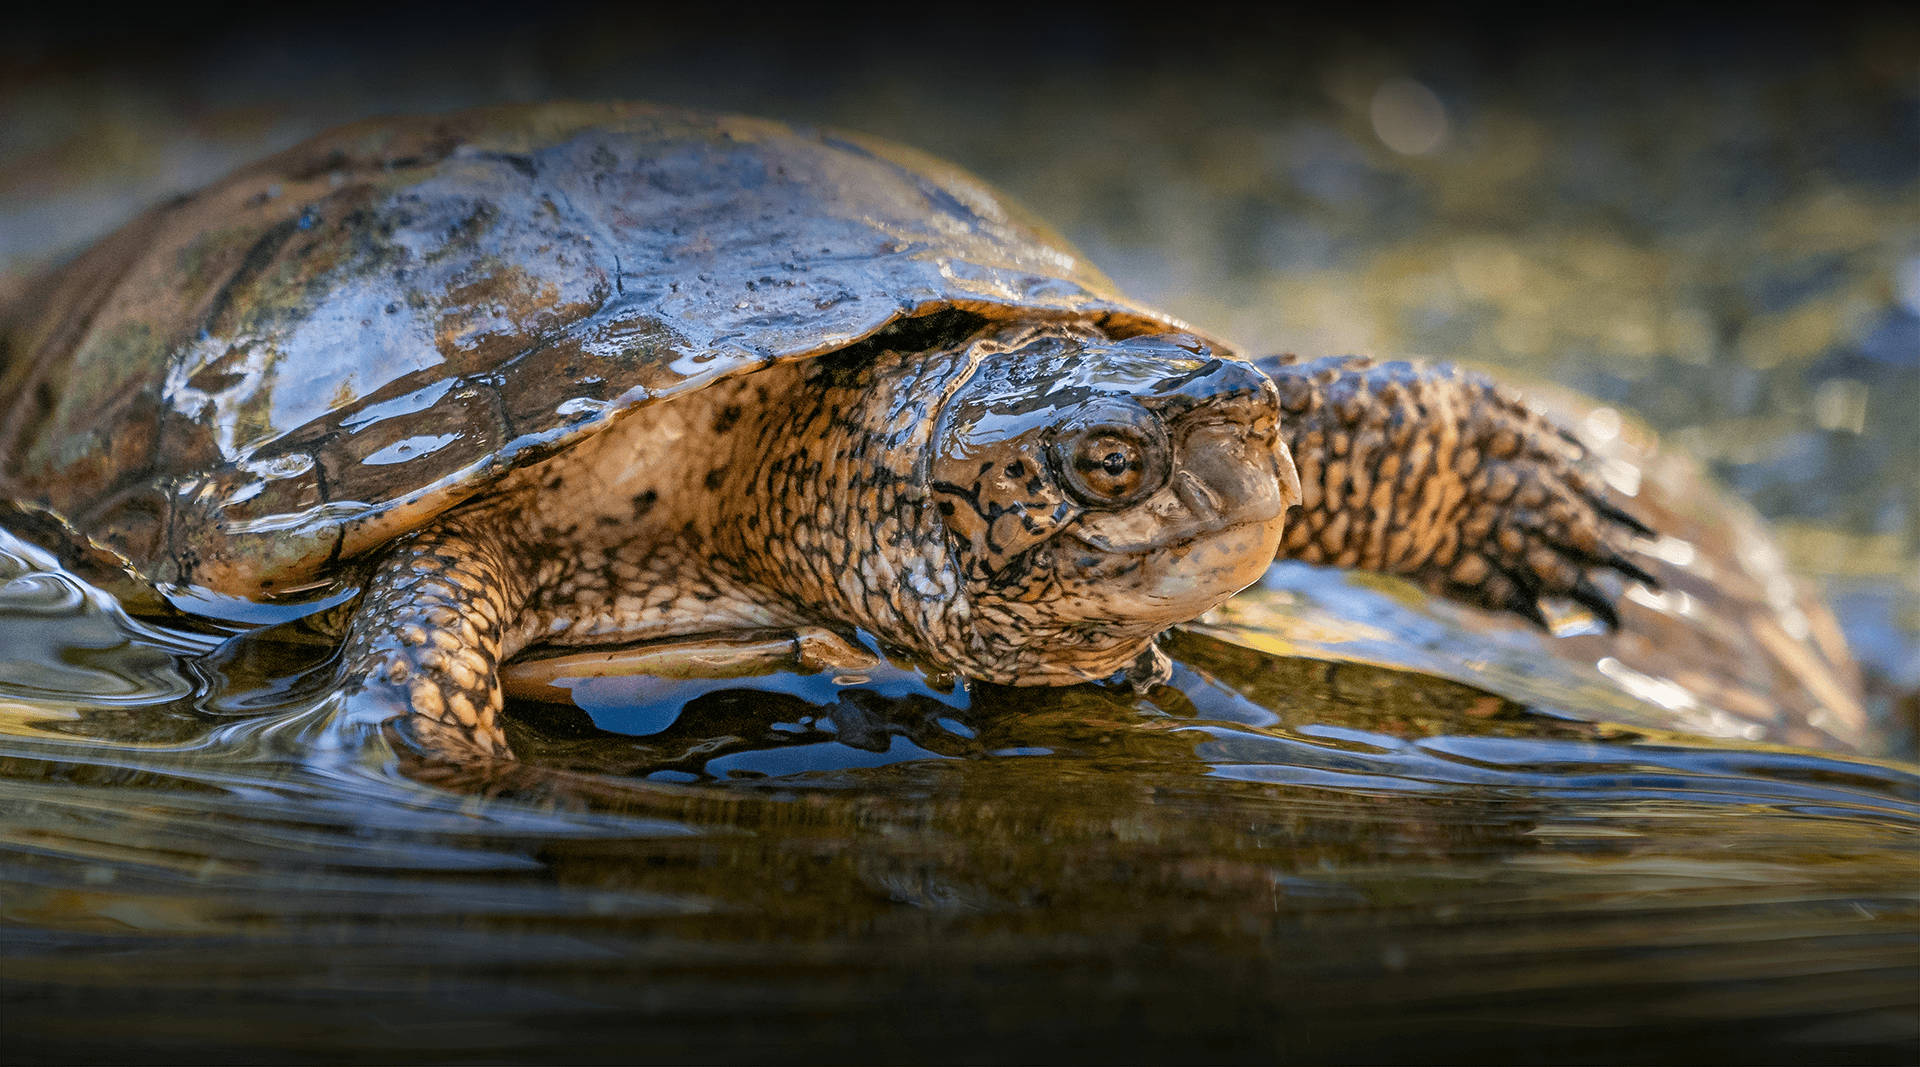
left=2, top=533, right=1917, bottom=1062
left=3, top=13, right=1917, bottom=1063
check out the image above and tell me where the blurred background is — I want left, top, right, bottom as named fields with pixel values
left=3, top=4, right=1915, bottom=724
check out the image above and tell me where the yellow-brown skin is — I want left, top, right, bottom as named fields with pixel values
left=340, top=317, right=1650, bottom=766
left=1259, top=354, right=1653, bottom=626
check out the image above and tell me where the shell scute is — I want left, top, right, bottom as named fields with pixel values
left=1, top=103, right=1176, bottom=607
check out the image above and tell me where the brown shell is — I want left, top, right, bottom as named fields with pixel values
left=0, top=103, right=1184, bottom=612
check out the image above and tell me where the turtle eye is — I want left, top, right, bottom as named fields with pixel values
left=1052, top=420, right=1170, bottom=508
left=1075, top=433, right=1147, bottom=500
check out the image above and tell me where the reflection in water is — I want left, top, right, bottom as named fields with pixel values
left=1, top=539, right=1916, bottom=1062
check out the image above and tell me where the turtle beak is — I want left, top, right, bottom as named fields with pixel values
left=1274, top=434, right=1303, bottom=512
left=1173, top=418, right=1294, bottom=533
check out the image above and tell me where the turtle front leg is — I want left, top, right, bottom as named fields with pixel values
left=1256, top=354, right=1656, bottom=628
left=339, top=512, right=536, bottom=763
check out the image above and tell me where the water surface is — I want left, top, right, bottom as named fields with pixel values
left=2, top=535, right=1916, bottom=1063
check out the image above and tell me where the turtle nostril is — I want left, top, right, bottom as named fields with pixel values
left=1174, top=468, right=1223, bottom=523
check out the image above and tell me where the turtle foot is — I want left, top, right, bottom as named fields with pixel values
left=1258, top=354, right=1657, bottom=631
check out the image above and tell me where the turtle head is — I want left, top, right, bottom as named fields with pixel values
left=929, top=331, right=1299, bottom=684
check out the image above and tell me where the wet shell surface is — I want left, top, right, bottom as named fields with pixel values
left=0, top=102, right=1182, bottom=613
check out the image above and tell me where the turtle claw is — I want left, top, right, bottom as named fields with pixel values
left=1592, top=495, right=1657, bottom=539
left=1505, top=590, right=1554, bottom=632
left=1570, top=576, right=1622, bottom=631
left=1493, top=507, right=1654, bottom=631
left=1434, top=437, right=1659, bottom=632
left=1484, top=426, right=1661, bottom=630
left=1598, top=547, right=1660, bottom=591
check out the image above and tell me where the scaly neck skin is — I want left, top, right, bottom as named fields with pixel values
left=710, top=342, right=972, bottom=658
left=710, top=329, right=1158, bottom=685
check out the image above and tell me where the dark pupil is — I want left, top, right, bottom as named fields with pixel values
left=1076, top=437, right=1141, bottom=499
left=1057, top=424, right=1160, bottom=507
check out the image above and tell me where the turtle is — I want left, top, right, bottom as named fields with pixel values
left=0, top=102, right=1655, bottom=768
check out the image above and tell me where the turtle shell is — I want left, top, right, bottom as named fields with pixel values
left=0, top=102, right=1188, bottom=616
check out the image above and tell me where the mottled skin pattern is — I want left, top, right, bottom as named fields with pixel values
left=340, top=316, right=1650, bottom=769
left=1258, top=354, right=1654, bottom=627
left=345, top=514, right=531, bottom=759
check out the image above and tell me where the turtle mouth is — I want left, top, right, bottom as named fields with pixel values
left=1062, top=512, right=1282, bottom=558
left=1048, top=509, right=1287, bottom=622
